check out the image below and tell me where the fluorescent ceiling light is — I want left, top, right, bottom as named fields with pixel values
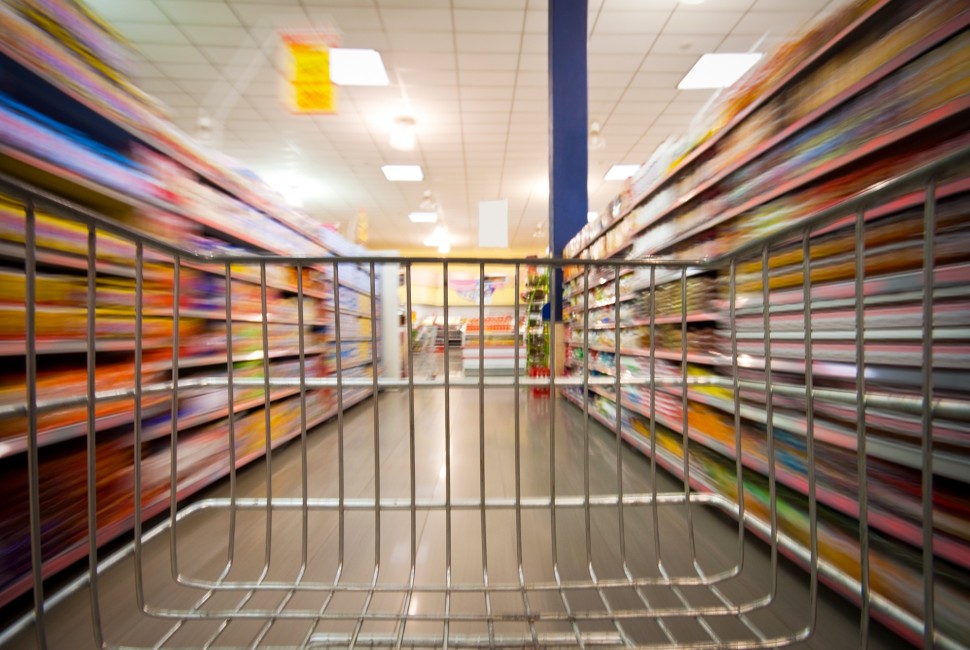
left=382, top=165, right=423, bottom=181
left=390, top=116, right=416, bottom=151
left=678, top=52, right=763, bottom=90
left=425, top=226, right=448, bottom=247
left=329, top=48, right=389, bottom=86
left=408, top=211, right=438, bottom=223
left=604, top=164, right=640, bottom=181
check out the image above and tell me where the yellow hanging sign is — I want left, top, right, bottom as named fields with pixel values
left=282, top=32, right=337, bottom=114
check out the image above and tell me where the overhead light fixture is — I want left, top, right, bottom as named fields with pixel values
left=589, top=121, right=606, bottom=150
left=262, top=172, right=326, bottom=208
left=587, top=211, right=599, bottom=223
left=418, top=189, right=436, bottom=211
left=390, top=116, right=417, bottom=151
left=437, top=242, right=451, bottom=254
left=408, top=211, right=437, bottom=223
left=425, top=225, right=449, bottom=247
left=382, top=165, right=424, bottom=181
left=677, top=52, right=763, bottom=90
left=604, top=164, right=640, bottom=181
left=329, top=48, right=389, bottom=86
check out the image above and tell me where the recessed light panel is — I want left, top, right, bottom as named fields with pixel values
left=382, top=165, right=424, bottom=182
left=408, top=211, right=438, bottom=223
left=330, top=48, right=389, bottom=86
left=678, top=52, right=763, bottom=90
left=604, top=164, right=640, bottom=181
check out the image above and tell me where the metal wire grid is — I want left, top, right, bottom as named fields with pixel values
left=0, top=145, right=968, bottom=648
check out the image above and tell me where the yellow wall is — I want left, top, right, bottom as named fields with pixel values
left=402, top=264, right=526, bottom=307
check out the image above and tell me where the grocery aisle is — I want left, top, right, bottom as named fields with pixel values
left=4, top=386, right=898, bottom=648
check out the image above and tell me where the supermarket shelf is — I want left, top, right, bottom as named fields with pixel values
left=0, top=8, right=362, bottom=263
left=340, top=308, right=376, bottom=318
left=170, top=308, right=332, bottom=327
left=563, top=269, right=633, bottom=298
left=733, top=263, right=970, bottom=317
left=564, top=293, right=638, bottom=312
left=0, top=241, right=169, bottom=281
left=733, top=327, right=970, bottom=342
left=578, top=343, right=722, bottom=365
left=561, top=387, right=967, bottom=645
left=181, top=261, right=333, bottom=302
left=602, top=10, right=970, bottom=259
left=682, top=388, right=970, bottom=483
left=653, top=98, right=970, bottom=258
left=589, top=384, right=970, bottom=569
left=337, top=358, right=376, bottom=371
left=568, top=313, right=720, bottom=331
left=147, top=345, right=331, bottom=371
left=0, top=337, right=174, bottom=356
left=334, top=335, right=377, bottom=342
left=140, top=387, right=304, bottom=442
left=0, top=136, right=370, bottom=296
left=0, top=399, right=169, bottom=460
left=0, top=387, right=373, bottom=610
left=575, top=0, right=894, bottom=257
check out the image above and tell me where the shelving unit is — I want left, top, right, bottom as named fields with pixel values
left=522, top=266, right=549, bottom=376
left=0, top=1, right=379, bottom=609
left=562, top=0, right=970, bottom=646
left=461, top=315, right=525, bottom=377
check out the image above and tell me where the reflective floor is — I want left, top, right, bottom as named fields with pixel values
left=3, top=384, right=899, bottom=648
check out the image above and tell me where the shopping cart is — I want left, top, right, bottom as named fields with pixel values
left=1, top=146, right=968, bottom=650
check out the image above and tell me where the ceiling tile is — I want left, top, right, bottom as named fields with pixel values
left=520, top=33, right=547, bottom=53
left=453, top=9, right=526, bottom=32
left=457, top=53, right=519, bottom=71
left=753, top=0, right=830, bottom=10
left=110, top=22, right=190, bottom=44
left=84, top=0, right=169, bottom=23
left=380, top=8, right=452, bottom=31
left=157, top=1, right=241, bottom=26
left=639, top=53, right=700, bottom=73
left=592, top=11, right=671, bottom=34
left=523, top=9, right=545, bottom=33
left=138, top=78, right=185, bottom=95
left=156, top=61, right=222, bottom=80
left=456, top=33, right=522, bottom=53
left=587, top=54, right=645, bottom=73
left=388, top=31, right=455, bottom=53
left=664, top=10, right=744, bottom=34
left=459, top=70, right=517, bottom=86
left=732, top=11, right=816, bottom=35
left=307, top=7, right=382, bottom=31
left=517, top=53, right=546, bottom=71
left=589, top=71, right=635, bottom=88
left=514, top=71, right=546, bottom=87
left=588, top=33, right=656, bottom=54
left=650, top=33, right=724, bottom=54
left=181, top=25, right=258, bottom=47
left=399, top=69, right=458, bottom=86
left=630, top=71, right=684, bottom=89
left=231, top=3, right=310, bottom=29
left=394, top=52, right=458, bottom=71
left=135, top=43, right=208, bottom=64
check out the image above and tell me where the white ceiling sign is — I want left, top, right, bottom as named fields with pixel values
left=478, top=199, right=509, bottom=248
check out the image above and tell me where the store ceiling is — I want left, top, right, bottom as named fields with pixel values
left=84, top=0, right=848, bottom=255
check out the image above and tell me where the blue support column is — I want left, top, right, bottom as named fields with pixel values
left=549, top=0, right=588, bottom=321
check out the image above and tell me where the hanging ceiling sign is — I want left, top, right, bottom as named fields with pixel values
left=280, top=30, right=340, bottom=114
